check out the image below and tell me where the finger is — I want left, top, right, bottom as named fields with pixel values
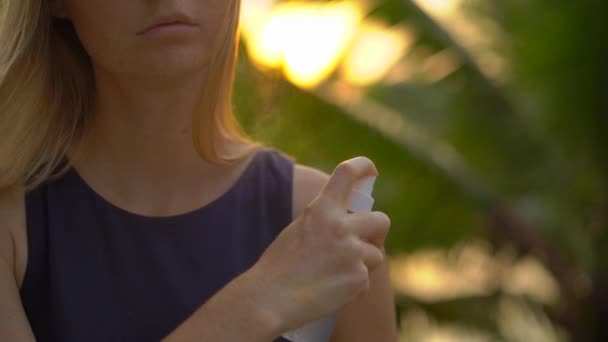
left=343, top=211, right=391, bottom=249
left=358, top=239, right=385, bottom=272
left=321, top=157, right=378, bottom=208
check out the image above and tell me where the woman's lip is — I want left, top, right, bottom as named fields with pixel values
left=138, top=22, right=198, bottom=36
left=138, top=13, right=198, bottom=36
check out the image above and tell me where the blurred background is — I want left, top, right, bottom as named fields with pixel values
left=234, top=0, right=607, bottom=341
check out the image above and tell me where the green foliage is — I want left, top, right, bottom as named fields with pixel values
left=234, top=0, right=607, bottom=339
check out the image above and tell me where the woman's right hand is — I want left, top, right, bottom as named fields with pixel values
left=246, top=157, right=391, bottom=333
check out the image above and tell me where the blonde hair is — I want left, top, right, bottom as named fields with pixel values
left=0, top=0, right=260, bottom=191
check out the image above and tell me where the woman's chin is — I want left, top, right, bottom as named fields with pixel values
left=132, top=57, right=209, bottom=84
left=150, top=62, right=205, bottom=77
left=94, top=46, right=211, bottom=87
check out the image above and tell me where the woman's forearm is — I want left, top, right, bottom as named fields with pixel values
left=162, top=270, right=284, bottom=342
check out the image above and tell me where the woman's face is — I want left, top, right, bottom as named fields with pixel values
left=59, top=0, right=232, bottom=78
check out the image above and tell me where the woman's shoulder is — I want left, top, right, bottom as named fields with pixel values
left=242, top=145, right=330, bottom=220
left=0, top=186, right=27, bottom=287
left=292, top=163, right=329, bottom=220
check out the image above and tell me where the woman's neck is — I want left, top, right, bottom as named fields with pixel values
left=69, top=65, right=248, bottom=216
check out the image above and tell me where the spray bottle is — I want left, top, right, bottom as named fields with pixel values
left=281, top=176, right=377, bottom=342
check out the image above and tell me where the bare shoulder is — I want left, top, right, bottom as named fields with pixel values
left=0, top=186, right=35, bottom=340
left=0, top=187, right=22, bottom=264
left=0, top=186, right=27, bottom=286
left=292, top=164, right=330, bottom=220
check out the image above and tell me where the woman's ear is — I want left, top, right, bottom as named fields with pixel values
left=50, top=0, right=70, bottom=19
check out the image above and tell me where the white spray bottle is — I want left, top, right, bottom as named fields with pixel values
left=282, top=176, right=377, bottom=342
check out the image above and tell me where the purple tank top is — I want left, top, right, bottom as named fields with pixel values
left=20, top=148, right=295, bottom=341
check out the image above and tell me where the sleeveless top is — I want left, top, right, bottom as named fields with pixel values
left=19, top=148, right=296, bottom=342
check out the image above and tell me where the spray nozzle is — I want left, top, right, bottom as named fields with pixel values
left=348, top=176, right=376, bottom=213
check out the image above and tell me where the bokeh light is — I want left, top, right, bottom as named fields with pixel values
left=242, top=1, right=362, bottom=88
left=340, top=22, right=415, bottom=86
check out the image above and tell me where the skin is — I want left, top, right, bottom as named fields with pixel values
left=0, top=0, right=398, bottom=340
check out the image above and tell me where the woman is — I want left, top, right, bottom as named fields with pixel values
left=0, top=0, right=397, bottom=341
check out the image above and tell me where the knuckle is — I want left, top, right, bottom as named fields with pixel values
left=344, top=235, right=364, bottom=257
left=355, top=262, right=369, bottom=284
left=372, top=249, right=385, bottom=268
left=330, top=215, right=350, bottom=237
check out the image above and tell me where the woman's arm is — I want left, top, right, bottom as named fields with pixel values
left=162, top=267, right=285, bottom=342
left=293, top=164, right=399, bottom=342
left=329, top=259, right=398, bottom=342
left=0, top=187, right=37, bottom=342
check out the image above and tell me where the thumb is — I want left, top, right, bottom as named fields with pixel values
left=320, top=156, right=378, bottom=209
